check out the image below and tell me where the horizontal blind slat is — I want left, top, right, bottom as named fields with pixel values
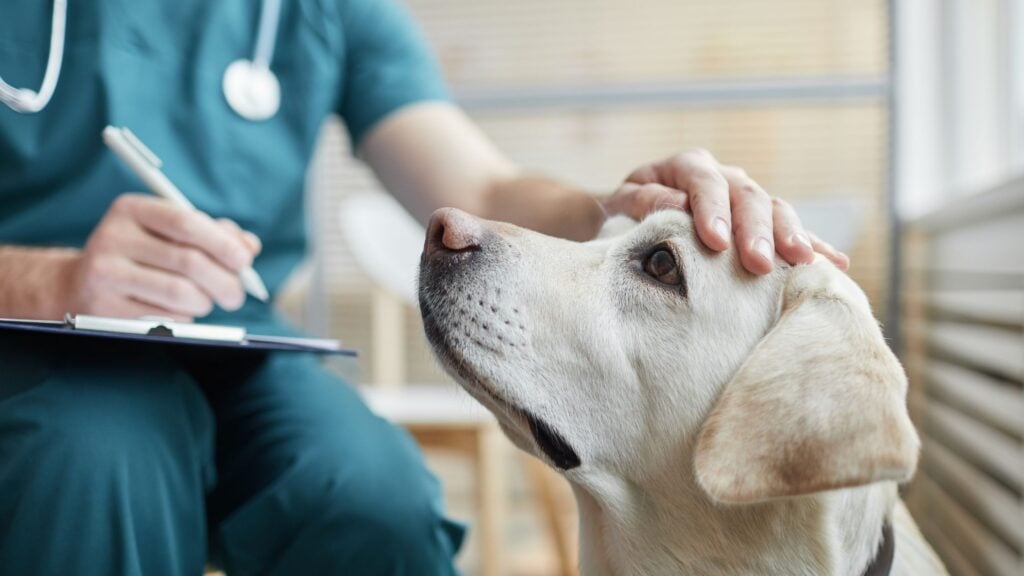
left=926, top=360, right=1024, bottom=437
left=927, top=291, right=1024, bottom=328
left=923, top=440, right=1024, bottom=551
left=927, top=321, right=1024, bottom=383
left=917, top=521, right=984, bottom=576
left=928, top=214, right=1024, bottom=276
left=925, top=401, right=1024, bottom=492
left=916, top=476, right=1021, bottom=576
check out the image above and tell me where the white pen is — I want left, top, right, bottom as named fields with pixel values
left=102, top=125, right=269, bottom=303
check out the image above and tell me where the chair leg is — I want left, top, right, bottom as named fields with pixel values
left=476, top=423, right=505, bottom=576
left=521, top=453, right=576, bottom=576
left=370, top=288, right=406, bottom=387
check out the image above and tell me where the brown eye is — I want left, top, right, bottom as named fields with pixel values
left=643, top=248, right=681, bottom=285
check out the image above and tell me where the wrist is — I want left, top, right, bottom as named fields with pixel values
left=578, top=192, right=610, bottom=239
left=48, top=248, right=81, bottom=318
left=0, top=246, right=81, bottom=319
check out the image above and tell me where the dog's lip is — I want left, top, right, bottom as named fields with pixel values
left=467, top=377, right=581, bottom=471
left=461, top=369, right=582, bottom=470
left=421, top=296, right=581, bottom=471
left=525, top=411, right=581, bottom=470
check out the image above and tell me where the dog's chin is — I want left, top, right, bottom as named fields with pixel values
left=421, top=298, right=581, bottom=471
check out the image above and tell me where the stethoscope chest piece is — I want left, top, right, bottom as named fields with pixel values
left=223, top=59, right=280, bottom=121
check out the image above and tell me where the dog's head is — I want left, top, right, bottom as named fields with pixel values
left=418, top=208, right=918, bottom=504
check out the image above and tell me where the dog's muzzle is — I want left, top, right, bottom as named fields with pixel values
left=418, top=208, right=582, bottom=471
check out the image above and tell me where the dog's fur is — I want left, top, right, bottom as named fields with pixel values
left=418, top=209, right=946, bottom=575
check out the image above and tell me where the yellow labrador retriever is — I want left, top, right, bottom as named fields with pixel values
left=418, top=208, right=946, bottom=576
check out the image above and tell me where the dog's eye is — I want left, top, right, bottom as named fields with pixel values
left=642, top=248, right=682, bottom=286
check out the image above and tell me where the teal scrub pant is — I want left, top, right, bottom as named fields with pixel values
left=0, top=331, right=464, bottom=575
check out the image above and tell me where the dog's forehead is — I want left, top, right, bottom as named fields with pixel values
left=595, top=210, right=695, bottom=244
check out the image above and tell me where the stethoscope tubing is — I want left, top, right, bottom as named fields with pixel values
left=0, top=0, right=68, bottom=113
left=0, top=0, right=280, bottom=118
left=253, top=0, right=282, bottom=71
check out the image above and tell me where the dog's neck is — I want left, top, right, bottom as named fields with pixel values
left=570, top=466, right=895, bottom=576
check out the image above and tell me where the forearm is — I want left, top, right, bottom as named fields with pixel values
left=361, top=104, right=607, bottom=241
left=0, top=246, right=77, bottom=319
left=479, top=176, right=607, bottom=242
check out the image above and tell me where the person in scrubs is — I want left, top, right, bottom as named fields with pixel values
left=0, top=1, right=848, bottom=574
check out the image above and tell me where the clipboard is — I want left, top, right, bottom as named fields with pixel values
left=0, top=314, right=356, bottom=356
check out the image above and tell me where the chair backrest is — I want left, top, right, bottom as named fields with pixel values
left=339, top=192, right=426, bottom=306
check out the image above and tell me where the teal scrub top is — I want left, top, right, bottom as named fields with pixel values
left=0, top=0, right=448, bottom=330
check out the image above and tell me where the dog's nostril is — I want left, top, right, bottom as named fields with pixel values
left=425, top=208, right=484, bottom=257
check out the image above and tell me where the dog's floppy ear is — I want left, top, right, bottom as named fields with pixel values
left=694, top=258, right=920, bottom=504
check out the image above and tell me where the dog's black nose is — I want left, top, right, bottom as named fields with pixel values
left=425, top=208, right=483, bottom=257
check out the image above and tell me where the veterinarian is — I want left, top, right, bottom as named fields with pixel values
left=0, top=1, right=848, bottom=574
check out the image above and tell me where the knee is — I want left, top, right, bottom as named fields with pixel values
left=341, top=455, right=446, bottom=547
left=295, top=422, right=463, bottom=567
left=0, top=356, right=214, bottom=576
left=7, top=362, right=213, bottom=485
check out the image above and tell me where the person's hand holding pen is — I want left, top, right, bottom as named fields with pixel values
left=56, top=193, right=262, bottom=321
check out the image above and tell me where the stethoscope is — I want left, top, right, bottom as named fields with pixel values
left=0, top=0, right=283, bottom=121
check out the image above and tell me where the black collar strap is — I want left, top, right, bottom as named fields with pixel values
left=861, top=523, right=894, bottom=576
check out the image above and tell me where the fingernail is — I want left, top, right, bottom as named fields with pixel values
left=245, top=233, right=262, bottom=253
left=713, top=218, right=730, bottom=244
left=791, top=232, right=812, bottom=249
left=754, top=237, right=773, bottom=262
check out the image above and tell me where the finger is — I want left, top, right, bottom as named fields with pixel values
left=645, top=183, right=689, bottom=214
left=724, top=170, right=774, bottom=275
left=609, top=182, right=689, bottom=220
left=105, top=256, right=214, bottom=317
left=671, top=151, right=731, bottom=251
left=770, top=197, right=814, bottom=266
left=114, top=195, right=253, bottom=271
left=122, top=223, right=246, bottom=311
left=217, top=218, right=262, bottom=255
left=624, top=164, right=660, bottom=185
left=86, top=294, right=193, bottom=323
left=807, top=232, right=851, bottom=271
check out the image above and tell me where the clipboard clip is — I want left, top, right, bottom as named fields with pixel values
left=66, top=314, right=247, bottom=342
left=146, top=324, right=175, bottom=337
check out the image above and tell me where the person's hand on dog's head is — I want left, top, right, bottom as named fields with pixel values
left=603, top=148, right=850, bottom=275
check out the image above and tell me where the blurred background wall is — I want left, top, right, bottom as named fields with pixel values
left=275, top=1, right=1023, bottom=574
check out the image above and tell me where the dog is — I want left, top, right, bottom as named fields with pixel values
left=418, top=207, right=946, bottom=576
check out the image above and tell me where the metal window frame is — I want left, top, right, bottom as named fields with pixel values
left=455, top=76, right=888, bottom=111
left=886, top=0, right=902, bottom=354
left=1008, top=0, right=1024, bottom=175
